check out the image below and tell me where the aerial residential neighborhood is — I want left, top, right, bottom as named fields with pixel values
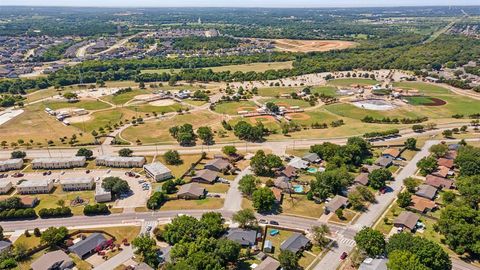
left=0, top=2, right=479, bottom=270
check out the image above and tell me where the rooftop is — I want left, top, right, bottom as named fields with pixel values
left=143, top=162, right=171, bottom=175
left=32, top=156, right=85, bottom=163
left=177, top=183, right=206, bottom=197
left=17, top=179, right=52, bottom=188
left=60, top=177, right=93, bottom=185
left=31, top=250, right=73, bottom=270
left=325, top=195, right=348, bottom=212
left=97, top=155, right=145, bottom=163
left=68, top=233, right=107, bottom=258
left=394, top=211, right=419, bottom=230
left=280, top=232, right=310, bottom=253
left=226, top=229, right=257, bottom=246
left=415, top=184, right=437, bottom=200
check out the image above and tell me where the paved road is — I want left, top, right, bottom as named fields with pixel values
left=223, top=166, right=251, bottom=212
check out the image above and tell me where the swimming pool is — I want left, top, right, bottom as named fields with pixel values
left=307, top=167, right=318, bottom=173
left=293, top=185, right=304, bottom=193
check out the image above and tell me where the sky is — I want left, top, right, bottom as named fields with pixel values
left=0, top=0, right=477, bottom=8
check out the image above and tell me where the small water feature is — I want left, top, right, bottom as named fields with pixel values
left=352, top=99, right=396, bottom=111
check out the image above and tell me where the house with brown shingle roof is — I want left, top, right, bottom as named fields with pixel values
left=354, top=173, right=369, bottom=186
left=177, top=183, right=206, bottom=199
left=281, top=165, right=297, bottom=179
left=204, top=158, right=231, bottom=172
left=437, top=158, right=454, bottom=169
left=382, top=148, right=401, bottom=158
left=191, top=169, right=218, bottom=184
left=394, top=211, right=419, bottom=231
left=410, top=195, right=437, bottom=213
left=270, top=187, right=283, bottom=203
left=324, top=195, right=348, bottom=214
left=425, top=175, right=454, bottom=189
left=432, top=165, right=450, bottom=178
left=415, top=185, right=438, bottom=200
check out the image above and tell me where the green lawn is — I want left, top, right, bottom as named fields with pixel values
left=259, top=98, right=311, bottom=108
left=41, top=100, right=111, bottom=111
left=327, top=78, right=379, bottom=86
left=214, top=101, right=258, bottom=115
left=404, top=96, right=440, bottom=106
left=281, top=194, right=324, bottom=219
left=33, top=186, right=95, bottom=215
left=101, top=89, right=149, bottom=105
left=127, top=103, right=185, bottom=114
left=141, top=61, right=293, bottom=74
left=160, top=198, right=224, bottom=211
left=72, top=108, right=136, bottom=132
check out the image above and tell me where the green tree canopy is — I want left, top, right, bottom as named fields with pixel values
left=354, top=227, right=386, bottom=257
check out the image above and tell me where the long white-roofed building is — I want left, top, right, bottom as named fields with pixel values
left=60, top=177, right=94, bottom=191
left=31, top=157, right=86, bottom=169
left=94, top=184, right=111, bottom=203
left=143, top=162, right=172, bottom=182
left=96, top=155, right=145, bottom=168
left=0, top=159, right=23, bottom=172
left=0, top=180, right=12, bottom=194
left=17, top=179, right=54, bottom=194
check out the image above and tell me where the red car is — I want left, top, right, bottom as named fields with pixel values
left=340, top=252, right=348, bottom=260
left=12, top=172, right=24, bottom=178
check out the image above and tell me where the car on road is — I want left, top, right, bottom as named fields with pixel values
left=12, top=172, right=24, bottom=177
left=379, top=186, right=388, bottom=194
left=146, top=225, right=152, bottom=232
left=340, top=252, right=348, bottom=260
left=258, top=219, right=268, bottom=224
left=269, top=220, right=279, bottom=225
left=86, top=170, right=90, bottom=174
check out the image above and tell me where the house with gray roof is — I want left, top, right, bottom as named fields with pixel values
left=255, top=256, right=281, bottom=270
left=144, top=162, right=172, bottom=182
left=204, top=158, right=231, bottom=172
left=191, top=169, right=218, bottom=184
left=354, top=173, right=369, bottom=186
left=302, top=153, right=321, bottom=163
left=31, top=250, right=74, bottom=270
left=177, top=183, right=206, bottom=199
left=393, top=211, right=419, bottom=231
left=226, top=229, right=257, bottom=247
left=374, top=156, right=393, bottom=168
left=415, top=184, right=438, bottom=200
left=324, top=195, right=348, bottom=214
left=280, top=232, right=311, bottom=253
left=288, top=157, right=309, bottom=170
left=0, top=241, right=11, bottom=254
left=274, top=176, right=293, bottom=192
left=68, top=233, right=107, bottom=259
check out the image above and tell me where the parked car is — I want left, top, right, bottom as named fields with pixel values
left=269, top=220, right=279, bottom=225
left=340, top=252, right=348, bottom=260
left=85, top=170, right=90, bottom=174
left=258, top=219, right=268, bottom=224
left=12, top=172, right=23, bottom=177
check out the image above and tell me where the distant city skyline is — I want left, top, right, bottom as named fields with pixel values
left=0, top=0, right=477, bottom=8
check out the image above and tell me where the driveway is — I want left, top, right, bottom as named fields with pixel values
left=93, top=245, right=133, bottom=270
left=222, top=167, right=251, bottom=212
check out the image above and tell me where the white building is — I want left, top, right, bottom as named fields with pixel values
left=60, top=177, right=94, bottom=191
left=17, top=179, right=54, bottom=194
left=31, top=157, right=86, bottom=169
left=96, top=156, right=145, bottom=168
left=0, top=159, right=23, bottom=172
left=94, top=184, right=111, bottom=203
left=0, top=180, right=12, bottom=194
left=144, top=162, right=173, bottom=182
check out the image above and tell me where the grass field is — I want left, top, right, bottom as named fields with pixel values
left=42, top=99, right=112, bottom=111
left=281, top=194, right=324, bottom=219
left=214, top=100, right=258, bottom=115
left=127, top=103, right=185, bottom=114
left=272, top=39, right=357, bottom=52
left=257, top=86, right=337, bottom=97
left=259, top=98, right=311, bottom=108
left=160, top=198, right=224, bottom=211
left=100, top=89, right=149, bottom=105
left=154, top=154, right=201, bottom=179
left=327, top=78, right=379, bottom=86
left=32, top=186, right=95, bottom=215
left=141, top=61, right=293, bottom=74
left=404, top=96, right=441, bottom=106
left=72, top=108, right=137, bottom=133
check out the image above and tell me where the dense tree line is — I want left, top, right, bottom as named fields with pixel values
left=83, top=203, right=110, bottom=215
left=361, top=116, right=428, bottom=124
left=38, top=207, right=72, bottom=218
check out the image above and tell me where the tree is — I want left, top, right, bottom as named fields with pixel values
left=162, top=180, right=177, bottom=194
left=368, top=169, right=392, bottom=190
left=118, top=148, right=133, bottom=157
left=397, top=191, right=412, bottom=208
left=232, top=209, right=257, bottom=228
left=356, top=185, right=376, bottom=203
left=164, top=150, right=182, bottom=165
left=387, top=233, right=451, bottom=270
left=456, top=175, right=480, bottom=209
left=311, top=225, right=330, bottom=248
left=310, top=168, right=353, bottom=200
left=233, top=121, right=265, bottom=142
left=197, top=126, right=214, bottom=145
left=455, top=145, right=480, bottom=177
left=405, top=138, right=417, bottom=150
left=335, top=208, right=344, bottom=219
left=387, top=250, right=429, bottom=270
left=403, top=177, right=418, bottom=193
left=442, top=129, right=453, bottom=138
left=222, top=145, right=237, bottom=156
left=147, top=191, right=167, bottom=209
left=250, top=150, right=282, bottom=176
left=279, top=250, right=299, bottom=270
left=40, top=226, right=68, bottom=247
left=169, top=124, right=196, bottom=146
left=76, top=148, right=93, bottom=158
left=252, top=187, right=276, bottom=212
left=429, top=143, right=448, bottom=158
left=102, top=177, right=130, bottom=197
left=10, top=151, right=26, bottom=159
left=238, top=175, right=258, bottom=197
left=132, top=235, right=160, bottom=268
left=417, top=156, right=438, bottom=176
left=354, top=227, right=385, bottom=257
left=266, top=102, right=280, bottom=113
left=62, top=92, right=78, bottom=100
left=441, top=191, right=456, bottom=204
left=33, top=228, right=41, bottom=237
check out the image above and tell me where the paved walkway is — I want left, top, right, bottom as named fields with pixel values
left=93, top=245, right=133, bottom=270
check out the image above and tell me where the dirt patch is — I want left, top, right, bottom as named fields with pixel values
left=134, top=94, right=157, bottom=101
left=149, top=99, right=176, bottom=106
left=238, top=106, right=257, bottom=112
left=273, top=39, right=357, bottom=53
left=286, top=113, right=311, bottom=120
left=423, top=97, right=447, bottom=106
left=69, top=115, right=92, bottom=123
left=249, top=115, right=276, bottom=124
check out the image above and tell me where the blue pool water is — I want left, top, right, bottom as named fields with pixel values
left=293, top=185, right=304, bottom=193
left=307, top=167, right=318, bottom=173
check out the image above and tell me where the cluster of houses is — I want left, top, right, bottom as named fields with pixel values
left=392, top=144, right=459, bottom=233
left=226, top=228, right=311, bottom=270
left=237, top=104, right=304, bottom=119
left=44, top=107, right=88, bottom=125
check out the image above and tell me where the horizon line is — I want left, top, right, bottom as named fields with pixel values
left=0, top=4, right=477, bottom=8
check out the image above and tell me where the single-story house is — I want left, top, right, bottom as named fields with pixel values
left=143, top=162, right=173, bottom=182
left=302, top=153, right=321, bottom=163
left=324, top=195, right=348, bottom=214
left=280, top=165, right=297, bottom=179
left=255, top=256, right=281, bottom=270
left=393, top=211, right=419, bottom=231
left=445, top=150, right=457, bottom=160
left=415, top=184, right=438, bottom=200
left=432, top=165, right=450, bottom=178
left=374, top=156, right=394, bottom=168
left=425, top=175, right=454, bottom=189
left=280, top=232, right=311, bottom=253
left=270, top=187, right=283, bottom=203
left=177, top=183, right=206, bottom=200
left=226, top=229, right=257, bottom=247
left=274, top=176, right=293, bottom=192
left=31, top=250, right=74, bottom=270
left=0, top=241, right=11, bottom=254
left=354, top=173, right=369, bottom=186
left=20, top=196, right=39, bottom=208
left=68, top=233, right=108, bottom=259
left=359, top=258, right=388, bottom=270
left=204, top=158, right=231, bottom=172
left=191, top=169, right=218, bottom=184
left=363, top=164, right=382, bottom=173
left=437, top=158, right=454, bottom=169
left=382, top=148, right=400, bottom=159
left=410, top=195, right=437, bottom=213
left=288, top=157, right=309, bottom=170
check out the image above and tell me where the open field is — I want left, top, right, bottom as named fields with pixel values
left=272, top=39, right=357, bottom=52
left=127, top=103, right=185, bottom=114
left=259, top=98, right=312, bottom=108
left=160, top=198, right=224, bottom=211
left=72, top=108, right=137, bottom=133
left=100, top=89, right=148, bottom=105
left=257, top=86, right=337, bottom=97
left=141, top=61, right=293, bottom=74
left=327, top=78, right=379, bottom=86
left=281, top=194, right=324, bottom=219
left=214, top=100, right=258, bottom=115
left=42, top=99, right=112, bottom=111
left=154, top=154, right=201, bottom=179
